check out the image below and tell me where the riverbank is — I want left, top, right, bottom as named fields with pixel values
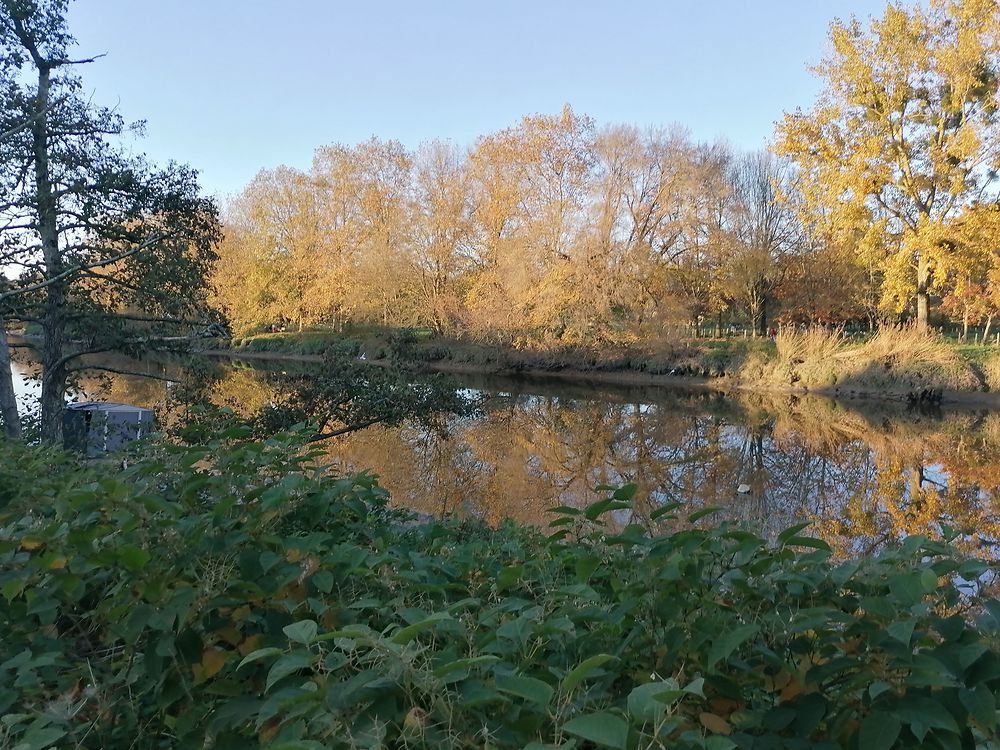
left=208, top=325, right=1000, bottom=409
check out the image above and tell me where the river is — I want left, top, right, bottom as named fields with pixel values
left=10, top=349, right=1000, bottom=554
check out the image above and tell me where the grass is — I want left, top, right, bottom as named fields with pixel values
left=225, top=325, right=1000, bottom=395
left=747, top=325, right=985, bottom=394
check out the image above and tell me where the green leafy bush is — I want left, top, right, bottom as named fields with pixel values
left=1, top=435, right=999, bottom=749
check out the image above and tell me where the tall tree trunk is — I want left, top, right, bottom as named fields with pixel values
left=984, top=314, right=994, bottom=346
left=32, top=65, right=67, bottom=442
left=0, top=324, right=21, bottom=439
left=757, top=295, right=768, bottom=337
left=916, top=253, right=930, bottom=334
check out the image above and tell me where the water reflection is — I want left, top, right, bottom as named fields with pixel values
left=11, top=350, right=1000, bottom=555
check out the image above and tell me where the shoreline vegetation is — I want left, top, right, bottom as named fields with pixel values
left=3, top=431, right=1000, bottom=749
left=210, top=325, right=1000, bottom=409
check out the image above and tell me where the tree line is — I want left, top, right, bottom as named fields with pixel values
left=3, top=0, right=1000, bottom=443
left=214, top=0, right=1000, bottom=345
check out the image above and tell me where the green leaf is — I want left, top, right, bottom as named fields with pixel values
left=495, top=673, right=554, bottom=705
left=496, top=565, right=523, bottom=591
left=894, top=697, right=960, bottom=736
left=628, top=680, right=680, bottom=722
left=688, top=507, right=722, bottom=522
left=777, top=522, right=813, bottom=543
left=708, top=623, right=758, bottom=667
left=311, top=570, right=334, bottom=593
left=390, top=612, right=451, bottom=644
left=649, top=502, right=682, bottom=521
left=432, top=655, right=500, bottom=677
left=18, top=727, right=66, bottom=750
left=575, top=555, right=601, bottom=583
left=546, top=505, right=581, bottom=517
left=887, top=620, right=915, bottom=645
left=265, top=651, right=313, bottom=692
left=562, top=653, right=616, bottom=692
left=888, top=574, right=924, bottom=604
left=612, top=484, right=638, bottom=502
left=562, top=712, right=629, bottom=749
left=920, top=568, right=938, bottom=592
left=237, top=647, right=283, bottom=671
left=283, top=619, right=318, bottom=645
left=960, top=684, right=996, bottom=729
left=119, top=545, right=151, bottom=572
left=859, top=713, right=901, bottom=750
left=584, top=497, right=630, bottom=521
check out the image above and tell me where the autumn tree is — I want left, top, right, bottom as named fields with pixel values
left=0, top=0, right=219, bottom=440
left=936, top=202, right=1000, bottom=339
left=465, top=106, right=594, bottom=343
left=410, top=141, right=475, bottom=333
left=777, top=0, right=1000, bottom=332
left=719, top=151, right=800, bottom=336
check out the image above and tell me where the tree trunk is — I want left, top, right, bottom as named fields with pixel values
left=984, top=315, right=994, bottom=346
left=32, top=65, right=67, bottom=442
left=0, top=325, right=21, bottom=439
left=916, top=253, right=930, bottom=334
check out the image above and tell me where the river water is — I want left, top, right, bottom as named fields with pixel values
left=10, top=350, right=1000, bottom=554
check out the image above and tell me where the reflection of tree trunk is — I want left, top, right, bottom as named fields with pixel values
left=0, top=328, right=21, bottom=439
left=916, top=253, right=930, bottom=334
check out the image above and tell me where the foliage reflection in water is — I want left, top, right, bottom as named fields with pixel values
left=13, top=351, right=1000, bottom=558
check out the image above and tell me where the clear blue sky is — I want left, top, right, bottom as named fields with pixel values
left=66, top=0, right=888, bottom=200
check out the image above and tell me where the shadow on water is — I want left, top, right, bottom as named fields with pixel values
left=11, top=347, right=1000, bottom=556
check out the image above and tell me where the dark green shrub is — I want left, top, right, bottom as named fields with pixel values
left=1, top=437, right=999, bottom=749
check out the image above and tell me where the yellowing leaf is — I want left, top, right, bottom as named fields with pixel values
left=699, top=712, right=732, bottom=735
left=193, top=648, right=227, bottom=682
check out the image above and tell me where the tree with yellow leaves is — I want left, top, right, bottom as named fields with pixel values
left=776, top=0, right=1000, bottom=332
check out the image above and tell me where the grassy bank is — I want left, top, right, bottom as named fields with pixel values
left=3, top=431, right=1000, bottom=748
left=222, top=326, right=1000, bottom=401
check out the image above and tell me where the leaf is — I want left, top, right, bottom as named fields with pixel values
left=887, top=620, right=915, bottom=645
left=628, top=680, right=680, bottom=722
left=389, top=612, right=451, bottom=644
left=920, top=567, right=938, bottom=592
left=584, top=497, right=630, bottom=521
left=282, top=619, right=318, bottom=645
left=119, top=545, right=151, bottom=572
left=649, top=502, right=682, bottom=521
left=688, top=507, right=722, bottom=522
left=432, top=655, right=500, bottom=678
left=575, top=555, right=601, bottom=583
left=237, top=647, right=283, bottom=670
left=777, top=522, right=813, bottom=543
left=495, top=673, right=554, bottom=705
left=708, top=623, right=758, bottom=667
left=960, top=684, right=997, bottom=730
left=858, top=713, right=901, bottom=750
left=265, top=651, right=313, bottom=692
left=311, top=570, right=334, bottom=593
left=699, top=712, right=732, bottom=735
left=562, top=653, right=616, bottom=692
left=17, top=727, right=66, bottom=750
left=894, top=697, right=960, bottom=736
left=196, top=648, right=228, bottom=681
left=562, top=712, right=629, bottom=749
left=612, top=484, right=638, bottom=501
left=888, top=574, right=924, bottom=604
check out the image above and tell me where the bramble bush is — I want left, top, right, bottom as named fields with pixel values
left=2, top=430, right=1000, bottom=749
